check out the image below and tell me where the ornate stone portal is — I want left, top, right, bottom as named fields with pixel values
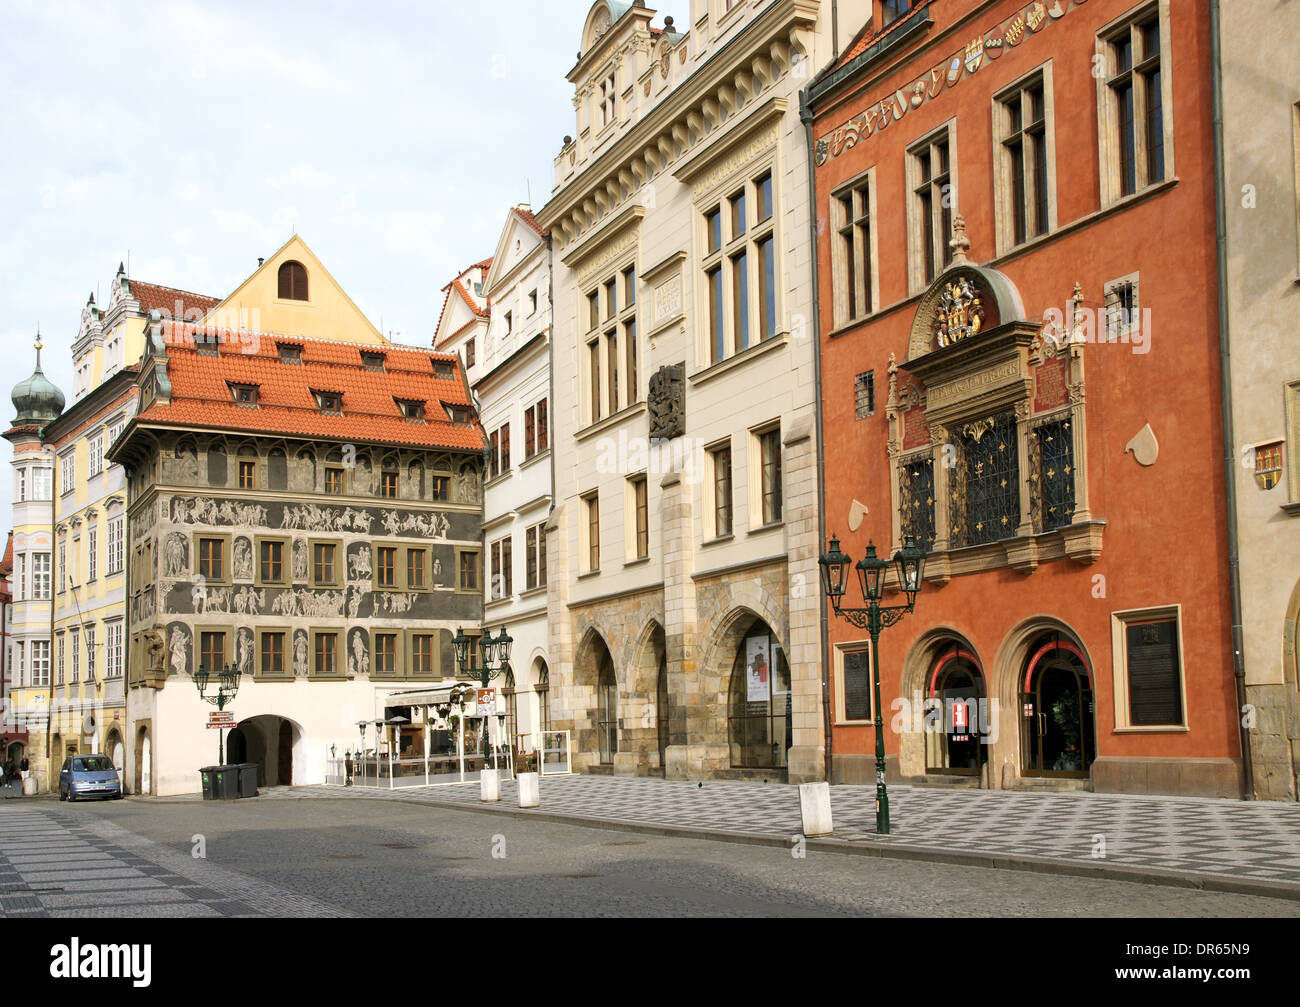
left=886, top=222, right=1099, bottom=579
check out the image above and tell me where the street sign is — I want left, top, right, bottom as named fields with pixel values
left=207, top=712, right=235, bottom=730
left=476, top=689, right=496, bottom=716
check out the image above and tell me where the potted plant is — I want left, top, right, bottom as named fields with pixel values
left=517, top=749, right=540, bottom=808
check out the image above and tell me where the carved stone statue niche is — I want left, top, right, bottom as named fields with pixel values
left=647, top=362, right=686, bottom=440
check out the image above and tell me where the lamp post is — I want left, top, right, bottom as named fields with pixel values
left=194, top=662, right=241, bottom=765
left=818, top=533, right=927, bottom=835
left=452, top=627, right=512, bottom=765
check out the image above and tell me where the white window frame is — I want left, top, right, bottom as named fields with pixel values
left=32, top=640, right=51, bottom=687
left=107, top=517, right=125, bottom=574
left=88, top=434, right=104, bottom=477
left=87, top=526, right=97, bottom=582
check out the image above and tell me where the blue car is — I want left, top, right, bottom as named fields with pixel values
left=58, top=755, right=123, bottom=801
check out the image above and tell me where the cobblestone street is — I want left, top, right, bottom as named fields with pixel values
left=2, top=794, right=1299, bottom=918
left=145, top=775, right=1300, bottom=893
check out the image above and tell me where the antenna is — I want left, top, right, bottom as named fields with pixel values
left=526, top=179, right=531, bottom=207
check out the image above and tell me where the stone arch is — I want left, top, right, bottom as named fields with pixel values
left=1284, top=577, right=1300, bottom=685
left=988, top=616, right=1095, bottom=785
left=897, top=626, right=983, bottom=779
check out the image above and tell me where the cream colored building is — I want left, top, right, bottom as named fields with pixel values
left=538, top=0, right=866, bottom=783
left=1217, top=0, right=1300, bottom=800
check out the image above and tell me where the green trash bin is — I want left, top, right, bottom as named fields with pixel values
left=215, top=765, right=240, bottom=799
left=237, top=763, right=259, bottom=798
left=199, top=767, right=218, bottom=800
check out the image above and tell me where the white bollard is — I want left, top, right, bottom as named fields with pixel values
left=798, top=781, right=834, bottom=837
left=517, top=771, right=540, bottom=808
left=480, top=768, right=500, bottom=802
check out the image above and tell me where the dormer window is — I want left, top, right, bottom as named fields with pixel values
left=432, top=359, right=454, bottom=380
left=881, top=0, right=913, bottom=27
left=445, top=404, right=470, bottom=424
left=314, top=390, right=342, bottom=414
left=397, top=399, right=426, bottom=422
left=193, top=331, right=220, bottom=357
left=278, top=260, right=308, bottom=301
left=277, top=343, right=302, bottom=365
left=230, top=383, right=259, bottom=407
left=361, top=351, right=386, bottom=372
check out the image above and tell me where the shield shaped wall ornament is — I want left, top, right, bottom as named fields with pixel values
left=1005, top=15, right=1027, bottom=45
left=1027, top=3, right=1048, bottom=32
left=964, top=38, right=984, bottom=73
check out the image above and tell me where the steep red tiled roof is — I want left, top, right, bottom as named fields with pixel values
left=134, top=321, right=483, bottom=452
left=831, top=1, right=930, bottom=72
left=514, top=206, right=549, bottom=238
left=1, top=532, right=12, bottom=578
left=128, top=280, right=220, bottom=320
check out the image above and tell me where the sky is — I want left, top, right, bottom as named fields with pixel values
left=0, top=0, right=603, bottom=516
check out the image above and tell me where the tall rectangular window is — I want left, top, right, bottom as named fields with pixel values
left=107, top=519, right=124, bottom=573
left=314, top=543, right=336, bottom=585
left=459, top=551, right=480, bottom=592
left=261, top=632, right=285, bottom=676
left=200, top=631, right=226, bottom=674
left=490, top=537, right=513, bottom=599
left=87, top=527, right=97, bottom=582
left=701, top=169, right=778, bottom=365
left=374, top=634, right=398, bottom=676
left=376, top=546, right=397, bottom=588
left=909, top=129, right=954, bottom=288
left=239, top=460, right=256, bottom=489
left=407, top=548, right=426, bottom=590
left=33, top=552, right=51, bottom=599
left=712, top=444, right=733, bottom=538
left=315, top=633, right=337, bottom=676
left=106, top=622, right=123, bottom=679
left=759, top=428, right=782, bottom=526
left=260, top=540, right=284, bottom=583
left=89, top=435, right=104, bottom=477
left=32, top=640, right=51, bottom=687
left=631, top=476, right=649, bottom=560
left=833, top=175, right=874, bottom=326
left=526, top=521, right=547, bottom=590
left=412, top=634, right=436, bottom=676
left=585, top=264, right=638, bottom=424
left=198, top=538, right=224, bottom=581
left=998, top=73, right=1050, bottom=247
left=584, top=493, right=600, bottom=572
left=1103, top=8, right=1167, bottom=201
left=70, top=631, right=79, bottom=683
left=84, top=625, right=95, bottom=681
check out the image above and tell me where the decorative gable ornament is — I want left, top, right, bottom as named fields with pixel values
left=934, top=276, right=986, bottom=348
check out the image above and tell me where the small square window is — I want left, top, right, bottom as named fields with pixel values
left=433, top=359, right=455, bottom=380
left=361, top=351, right=386, bottom=372
left=277, top=344, right=302, bottom=365
left=230, top=384, right=259, bottom=406
left=315, top=391, right=342, bottom=414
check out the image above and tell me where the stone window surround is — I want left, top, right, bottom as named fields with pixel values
left=192, top=531, right=232, bottom=587
left=905, top=118, right=959, bottom=296
left=195, top=624, right=235, bottom=675
left=1094, top=0, right=1176, bottom=209
left=833, top=639, right=874, bottom=726
left=748, top=420, right=783, bottom=532
left=580, top=490, right=601, bottom=575
left=1109, top=603, right=1189, bottom=732
left=991, top=61, right=1059, bottom=256
left=704, top=436, right=733, bottom=543
left=254, top=625, right=292, bottom=679
left=830, top=164, right=881, bottom=330
left=625, top=472, right=650, bottom=563
left=1103, top=271, right=1141, bottom=341
left=454, top=546, right=482, bottom=595
left=309, top=628, right=344, bottom=680
left=407, top=629, right=442, bottom=679
left=253, top=535, right=291, bottom=588
left=370, top=629, right=405, bottom=680
left=310, top=537, right=344, bottom=589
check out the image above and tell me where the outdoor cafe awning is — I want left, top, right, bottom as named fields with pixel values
left=383, top=680, right=482, bottom=710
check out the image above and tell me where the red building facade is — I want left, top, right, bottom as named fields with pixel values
left=809, top=0, right=1242, bottom=796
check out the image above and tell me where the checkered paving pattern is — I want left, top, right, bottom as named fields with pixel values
left=227, top=776, right=1300, bottom=888
left=0, top=805, right=351, bottom=918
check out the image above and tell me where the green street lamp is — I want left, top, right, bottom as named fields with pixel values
left=194, top=661, right=242, bottom=765
left=818, top=533, right=928, bottom=835
left=453, top=625, right=513, bottom=687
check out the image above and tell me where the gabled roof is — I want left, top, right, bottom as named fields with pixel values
left=484, top=206, right=549, bottom=295
left=433, top=260, right=492, bottom=348
left=131, top=321, right=482, bottom=452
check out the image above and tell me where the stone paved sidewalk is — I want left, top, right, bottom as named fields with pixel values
left=155, top=775, right=1300, bottom=891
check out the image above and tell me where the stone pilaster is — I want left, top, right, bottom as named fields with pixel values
left=782, top=415, right=826, bottom=783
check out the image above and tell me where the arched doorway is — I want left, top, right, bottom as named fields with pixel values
left=596, top=642, right=618, bottom=765
left=925, top=644, right=986, bottom=775
left=226, top=726, right=248, bottom=764
left=235, top=716, right=301, bottom=786
left=1019, top=633, right=1095, bottom=777
left=727, top=618, right=792, bottom=769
